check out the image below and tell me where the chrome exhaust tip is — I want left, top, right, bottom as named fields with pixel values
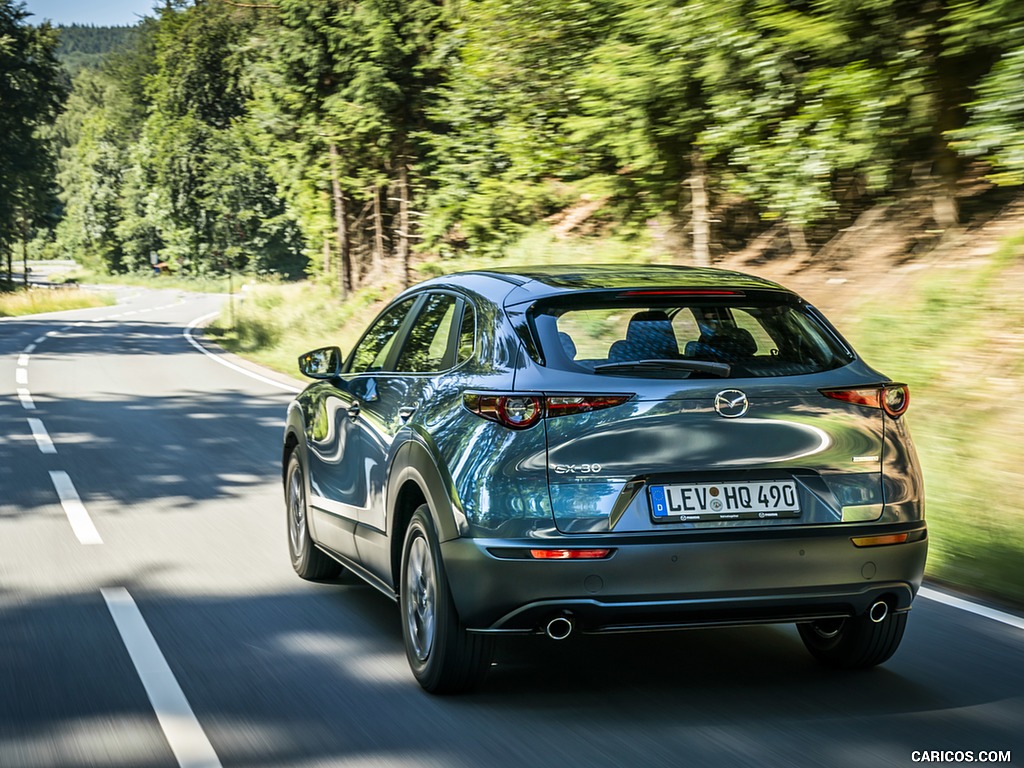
left=545, top=616, right=574, bottom=641
left=869, top=600, right=889, bottom=624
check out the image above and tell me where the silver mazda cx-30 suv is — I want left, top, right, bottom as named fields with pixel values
left=283, top=265, right=926, bottom=693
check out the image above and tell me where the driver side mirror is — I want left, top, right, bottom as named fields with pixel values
left=298, top=346, right=343, bottom=379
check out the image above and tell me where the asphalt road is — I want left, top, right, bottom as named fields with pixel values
left=2, top=288, right=1022, bottom=768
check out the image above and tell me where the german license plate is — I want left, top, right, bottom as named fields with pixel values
left=649, top=480, right=800, bottom=522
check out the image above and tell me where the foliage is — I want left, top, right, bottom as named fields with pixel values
left=30, top=0, right=1024, bottom=279
left=52, top=24, right=141, bottom=75
left=0, top=0, right=66, bottom=272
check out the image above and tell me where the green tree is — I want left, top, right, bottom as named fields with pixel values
left=251, top=0, right=446, bottom=292
left=0, top=0, right=66, bottom=283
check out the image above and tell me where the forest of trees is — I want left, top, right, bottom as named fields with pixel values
left=4, top=0, right=1024, bottom=294
left=54, top=24, right=141, bottom=74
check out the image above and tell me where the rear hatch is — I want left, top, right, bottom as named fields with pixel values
left=519, top=289, right=887, bottom=534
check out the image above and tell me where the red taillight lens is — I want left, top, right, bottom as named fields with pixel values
left=529, top=548, right=612, bottom=559
left=545, top=395, right=632, bottom=416
left=463, top=393, right=543, bottom=430
left=463, top=392, right=631, bottom=429
left=821, top=384, right=910, bottom=418
left=881, top=385, right=910, bottom=417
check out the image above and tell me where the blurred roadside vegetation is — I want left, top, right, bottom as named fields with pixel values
left=6, top=0, right=1024, bottom=290
left=846, top=232, right=1024, bottom=605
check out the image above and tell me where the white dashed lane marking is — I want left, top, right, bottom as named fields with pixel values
left=17, top=389, right=35, bottom=410
left=27, top=418, right=57, bottom=454
left=49, top=471, right=102, bottom=545
left=15, top=367, right=27, bottom=384
left=18, top=353, right=29, bottom=366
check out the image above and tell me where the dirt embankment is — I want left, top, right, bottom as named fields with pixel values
left=715, top=193, right=1024, bottom=318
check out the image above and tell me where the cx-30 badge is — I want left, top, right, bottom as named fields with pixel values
left=714, top=390, right=749, bottom=418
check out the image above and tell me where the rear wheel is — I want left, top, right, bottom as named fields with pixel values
left=798, top=611, right=907, bottom=669
left=400, top=505, right=493, bottom=694
left=285, top=452, right=341, bottom=580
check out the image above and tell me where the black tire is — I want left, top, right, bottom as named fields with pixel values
left=798, top=611, right=908, bottom=669
left=285, top=451, right=342, bottom=580
left=400, top=505, right=493, bottom=694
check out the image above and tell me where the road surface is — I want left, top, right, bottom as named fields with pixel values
left=1, top=287, right=1022, bottom=767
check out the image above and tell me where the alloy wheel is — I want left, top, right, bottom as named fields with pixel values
left=405, top=534, right=436, bottom=662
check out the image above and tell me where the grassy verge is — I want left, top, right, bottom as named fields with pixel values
left=55, top=267, right=232, bottom=294
left=207, top=279, right=392, bottom=375
left=0, top=286, right=114, bottom=317
left=844, top=232, right=1024, bottom=604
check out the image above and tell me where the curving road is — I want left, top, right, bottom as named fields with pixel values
left=1, top=288, right=1022, bottom=768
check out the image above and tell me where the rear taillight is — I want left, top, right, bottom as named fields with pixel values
left=821, top=383, right=910, bottom=417
left=463, top=392, right=631, bottom=430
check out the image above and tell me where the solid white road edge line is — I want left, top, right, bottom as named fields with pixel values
left=48, top=470, right=102, bottom=545
left=101, top=587, right=223, bottom=768
left=184, top=312, right=300, bottom=394
left=919, top=586, right=1024, bottom=632
left=28, top=418, right=57, bottom=454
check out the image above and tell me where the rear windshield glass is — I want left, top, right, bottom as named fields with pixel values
left=530, top=293, right=853, bottom=378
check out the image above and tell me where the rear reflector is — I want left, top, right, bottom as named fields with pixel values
left=821, top=383, right=910, bottom=417
left=851, top=533, right=909, bottom=547
left=529, top=549, right=612, bottom=560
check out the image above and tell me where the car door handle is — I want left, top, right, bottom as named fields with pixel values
left=347, top=403, right=361, bottom=420
left=398, top=406, right=417, bottom=423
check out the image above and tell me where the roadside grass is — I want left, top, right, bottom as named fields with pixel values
left=208, top=225, right=1024, bottom=606
left=56, top=267, right=231, bottom=294
left=844, top=231, right=1024, bottom=604
left=207, top=279, right=390, bottom=375
left=0, top=286, right=114, bottom=317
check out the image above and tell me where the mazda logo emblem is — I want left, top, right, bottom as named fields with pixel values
left=714, top=389, right=749, bottom=418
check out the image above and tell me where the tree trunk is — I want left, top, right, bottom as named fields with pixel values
left=373, top=183, right=386, bottom=275
left=328, top=141, right=351, bottom=298
left=396, top=160, right=410, bottom=288
left=689, top=149, right=711, bottom=267
left=788, top=222, right=811, bottom=262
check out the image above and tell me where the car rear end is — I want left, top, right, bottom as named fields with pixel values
left=442, top=271, right=926, bottom=646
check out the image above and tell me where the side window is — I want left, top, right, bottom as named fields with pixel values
left=457, top=302, right=475, bottom=363
left=396, top=294, right=459, bottom=373
left=348, top=297, right=416, bottom=374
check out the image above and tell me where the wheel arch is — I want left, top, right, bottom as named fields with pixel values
left=388, top=438, right=463, bottom=588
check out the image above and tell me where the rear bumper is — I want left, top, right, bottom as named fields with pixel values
left=440, top=523, right=927, bottom=633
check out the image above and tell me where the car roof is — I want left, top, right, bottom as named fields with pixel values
left=411, top=264, right=789, bottom=305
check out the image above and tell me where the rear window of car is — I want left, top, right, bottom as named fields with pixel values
left=529, top=292, right=854, bottom=378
